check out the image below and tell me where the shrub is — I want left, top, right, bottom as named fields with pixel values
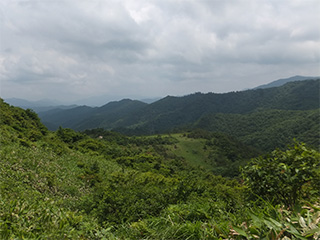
left=242, top=142, right=320, bottom=207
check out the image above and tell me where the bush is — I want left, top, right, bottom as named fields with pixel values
left=242, top=142, right=320, bottom=207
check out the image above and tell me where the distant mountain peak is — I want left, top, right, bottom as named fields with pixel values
left=254, top=75, right=319, bottom=89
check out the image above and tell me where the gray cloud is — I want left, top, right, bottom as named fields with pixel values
left=0, top=0, right=319, bottom=104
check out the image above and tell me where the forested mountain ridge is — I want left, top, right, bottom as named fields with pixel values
left=118, top=79, right=319, bottom=134
left=39, top=105, right=96, bottom=130
left=40, top=79, right=319, bottom=134
left=39, top=99, right=147, bottom=130
left=1, top=97, right=319, bottom=239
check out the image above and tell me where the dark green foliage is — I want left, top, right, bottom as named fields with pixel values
left=83, top=128, right=129, bottom=144
left=90, top=171, right=179, bottom=224
left=78, top=160, right=102, bottom=187
left=56, top=126, right=85, bottom=144
left=242, top=142, right=320, bottom=207
left=195, top=109, right=320, bottom=151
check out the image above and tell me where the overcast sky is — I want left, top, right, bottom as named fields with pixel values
left=1, top=0, right=319, bottom=105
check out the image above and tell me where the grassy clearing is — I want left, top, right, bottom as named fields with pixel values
left=167, top=134, right=212, bottom=171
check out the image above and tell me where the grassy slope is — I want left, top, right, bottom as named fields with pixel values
left=167, top=134, right=212, bottom=170
left=163, top=132, right=261, bottom=177
left=0, top=143, right=110, bottom=238
left=0, top=99, right=121, bottom=238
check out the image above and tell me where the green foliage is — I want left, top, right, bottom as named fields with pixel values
left=242, top=142, right=320, bottom=207
left=0, top=197, right=97, bottom=239
left=0, top=142, right=107, bottom=239
left=0, top=99, right=48, bottom=145
left=56, top=126, right=85, bottom=145
left=87, top=170, right=179, bottom=224
left=231, top=201, right=320, bottom=239
left=1, top=99, right=319, bottom=239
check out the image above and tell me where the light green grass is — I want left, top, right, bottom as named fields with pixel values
left=167, top=134, right=213, bottom=170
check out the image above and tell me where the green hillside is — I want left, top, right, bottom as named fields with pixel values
left=194, top=109, right=320, bottom=151
left=1, top=99, right=319, bottom=239
left=0, top=99, right=48, bottom=145
left=164, top=132, right=261, bottom=177
left=75, top=99, right=148, bottom=130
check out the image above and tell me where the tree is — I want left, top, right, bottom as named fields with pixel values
left=242, top=142, right=320, bottom=207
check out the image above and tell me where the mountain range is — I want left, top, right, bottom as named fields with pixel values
left=5, top=75, right=318, bottom=110
left=4, top=98, right=78, bottom=113
left=3, top=76, right=319, bottom=151
left=37, top=78, right=320, bottom=151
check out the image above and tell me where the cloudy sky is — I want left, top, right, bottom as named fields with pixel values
left=1, top=0, right=319, bottom=105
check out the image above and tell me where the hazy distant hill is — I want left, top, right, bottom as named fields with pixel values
left=39, top=79, right=320, bottom=137
left=5, top=97, right=60, bottom=107
left=253, top=75, right=319, bottom=89
left=4, top=97, right=78, bottom=113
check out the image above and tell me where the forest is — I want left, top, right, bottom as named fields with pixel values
left=0, top=80, right=319, bottom=239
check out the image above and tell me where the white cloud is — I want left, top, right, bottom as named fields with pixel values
left=0, top=0, right=319, bottom=104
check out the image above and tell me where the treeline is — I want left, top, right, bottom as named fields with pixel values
left=1, top=99, right=319, bottom=239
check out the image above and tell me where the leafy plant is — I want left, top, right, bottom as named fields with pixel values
left=242, top=142, right=320, bottom=207
left=230, top=201, right=320, bottom=239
